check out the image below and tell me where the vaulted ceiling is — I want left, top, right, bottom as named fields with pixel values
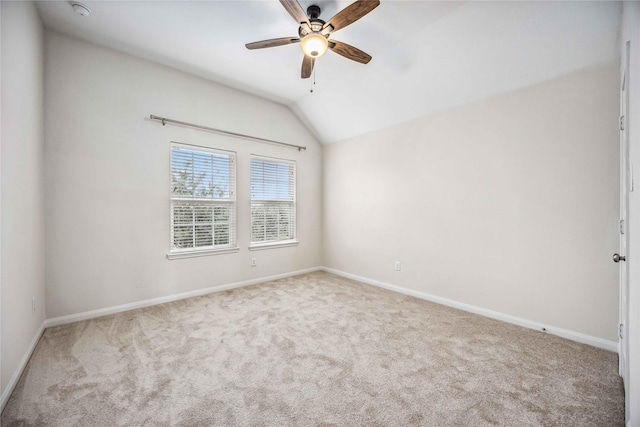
left=36, top=0, right=621, bottom=144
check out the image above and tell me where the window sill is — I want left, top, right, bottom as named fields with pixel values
left=249, top=241, right=299, bottom=251
left=166, top=247, right=239, bottom=260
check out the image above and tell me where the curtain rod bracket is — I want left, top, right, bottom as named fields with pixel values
left=148, top=114, right=306, bottom=151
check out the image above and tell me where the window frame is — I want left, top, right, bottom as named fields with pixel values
left=249, top=155, right=298, bottom=250
left=167, top=142, right=239, bottom=260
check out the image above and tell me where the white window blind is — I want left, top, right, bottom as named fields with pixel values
left=170, top=143, right=236, bottom=254
left=250, top=156, right=296, bottom=246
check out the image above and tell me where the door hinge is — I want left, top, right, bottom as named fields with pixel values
left=620, top=219, right=625, bottom=235
left=619, top=323, right=624, bottom=339
left=620, top=115, right=625, bottom=131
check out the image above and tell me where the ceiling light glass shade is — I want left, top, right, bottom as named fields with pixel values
left=300, top=34, right=328, bottom=58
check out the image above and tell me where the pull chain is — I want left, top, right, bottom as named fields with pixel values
left=310, top=65, right=317, bottom=93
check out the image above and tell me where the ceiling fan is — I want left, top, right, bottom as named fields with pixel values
left=245, top=0, right=380, bottom=79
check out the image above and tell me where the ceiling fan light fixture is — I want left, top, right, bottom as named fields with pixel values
left=245, top=0, right=379, bottom=78
left=300, top=33, right=328, bottom=58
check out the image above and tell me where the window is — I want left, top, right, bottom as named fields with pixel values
left=250, top=156, right=297, bottom=248
left=169, top=143, right=237, bottom=258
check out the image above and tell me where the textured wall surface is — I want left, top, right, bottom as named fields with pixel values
left=1, top=1, right=46, bottom=398
left=44, top=32, right=323, bottom=319
left=324, top=64, right=620, bottom=341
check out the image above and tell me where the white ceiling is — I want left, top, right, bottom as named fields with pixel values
left=35, top=0, right=622, bottom=144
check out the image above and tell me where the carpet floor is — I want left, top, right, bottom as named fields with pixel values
left=2, top=271, right=624, bottom=426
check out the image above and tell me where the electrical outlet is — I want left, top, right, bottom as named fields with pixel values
left=32, top=298, right=36, bottom=312
left=251, top=257, right=257, bottom=267
left=394, top=261, right=401, bottom=271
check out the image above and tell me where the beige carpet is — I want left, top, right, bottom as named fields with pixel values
left=2, top=271, right=624, bottom=426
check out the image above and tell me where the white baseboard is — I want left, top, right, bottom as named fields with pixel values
left=1, top=322, right=45, bottom=412
left=321, top=267, right=618, bottom=353
left=45, top=266, right=322, bottom=328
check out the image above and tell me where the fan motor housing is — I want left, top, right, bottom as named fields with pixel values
left=307, top=5, right=321, bottom=19
left=299, top=23, right=324, bottom=37
left=307, top=5, right=325, bottom=31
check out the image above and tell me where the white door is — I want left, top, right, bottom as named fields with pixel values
left=617, top=41, right=631, bottom=384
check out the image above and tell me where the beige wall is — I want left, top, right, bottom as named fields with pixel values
left=1, top=1, right=46, bottom=400
left=323, top=64, right=620, bottom=341
left=44, top=32, right=323, bottom=319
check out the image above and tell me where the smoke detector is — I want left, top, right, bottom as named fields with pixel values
left=70, top=2, right=91, bottom=17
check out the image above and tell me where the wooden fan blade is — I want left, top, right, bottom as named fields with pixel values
left=279, top=0, right=310, bottom=26
left=323, top=0, right=380, bottom=34
left=301, top=55, right=315, bottom=79
left=328, top=40, right=372, bottom=64
left=246, top=37, right=300, bottom=50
